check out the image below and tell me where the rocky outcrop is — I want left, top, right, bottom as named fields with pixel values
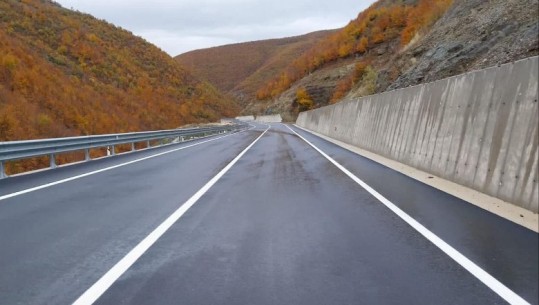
left=384, top=0, right=539, bottom=91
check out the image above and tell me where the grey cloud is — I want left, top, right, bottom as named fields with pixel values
left=56, top=0, right=375, bottom=55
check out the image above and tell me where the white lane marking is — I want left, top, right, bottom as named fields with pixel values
left=0, top=127, right=253, bottom=202
left=72, top=125, right=269, bottom=305
left=285, top=124, right=530, bottom=305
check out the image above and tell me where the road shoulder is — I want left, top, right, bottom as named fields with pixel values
left=293, top=124, right=538, bottom=232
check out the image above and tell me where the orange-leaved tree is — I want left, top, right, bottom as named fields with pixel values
left=295, top=87, right=314, bottom=111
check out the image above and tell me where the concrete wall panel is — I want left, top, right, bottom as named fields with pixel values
left=255, top=114, right=282, bottom=123
left=297, top=57, right=539, bottom=212
left=235, top=115, right=255, bottom=121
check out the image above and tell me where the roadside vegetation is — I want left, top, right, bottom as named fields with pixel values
left=0, top=0, right=239, bottom=173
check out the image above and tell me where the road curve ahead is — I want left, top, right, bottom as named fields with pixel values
left=0, top=123, right=537, bottom=305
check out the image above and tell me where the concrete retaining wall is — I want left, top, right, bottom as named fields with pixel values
left=235, top=115, right=255, bottom=121
left=297, top=57, right=538, bottom=212
left=256, top=114, right=283, bottom=123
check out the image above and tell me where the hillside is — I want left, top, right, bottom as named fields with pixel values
left=382, top=0, right=539, bottom=91
left=257, top=0, right=538, bottom=118
left=174, top=0, right=537, bottom=120
left=175, top=30, right=334, bottom=106
left=0, top=0, right=239, bottom=143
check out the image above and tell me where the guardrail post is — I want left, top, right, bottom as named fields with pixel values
left=106, top=146, right=115, bottom=156
left=131, top=142, right=135, bottom=151
left=50, top=154, right=56, bottom=169
left=146, top=140, right=151, bottom=148
left=84, top=149, right=91, bottom=161
left=0, top=161, right=6, bottom=179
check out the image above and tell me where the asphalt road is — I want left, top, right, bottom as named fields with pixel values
left=0, top=123, right=537, bottom=305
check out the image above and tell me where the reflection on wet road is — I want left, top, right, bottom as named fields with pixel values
left=0, top=123, right=537, bottom=305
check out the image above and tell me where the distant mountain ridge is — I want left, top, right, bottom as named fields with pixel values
left=0, top=0, right=239, bottom=142
left=175, top=30, right=334, bottom=107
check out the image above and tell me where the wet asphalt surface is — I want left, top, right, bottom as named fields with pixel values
left=0, top=123, right=537, bottom=305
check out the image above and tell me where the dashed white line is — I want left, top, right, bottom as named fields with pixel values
left=0, top=127, right=252, bottom=202
left=285, top=124, right=530, bottom=305
left=72, top=125, right=269, bottom=305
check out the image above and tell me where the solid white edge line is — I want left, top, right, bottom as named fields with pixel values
left=285, top=124, right=529, bottom=305
left=72, top=125, right=269, bottom=305
left=0, top=126, right=254, bottom=202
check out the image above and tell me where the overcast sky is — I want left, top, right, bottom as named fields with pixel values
left=55, top=0, right=376, bottom=56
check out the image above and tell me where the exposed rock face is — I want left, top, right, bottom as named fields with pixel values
left=385, top=0, right=539, bottom=91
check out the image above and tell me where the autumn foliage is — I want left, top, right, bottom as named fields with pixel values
left=295, top=88, right=314, bottom=111
left=176, top=31, right=333, bottom=105
left=330, top=62, right=369, bottom=103
left=256, top=0, right=453, bottom=100
left=400, top=0, right=454, bottom=46
left=0, top=0, right=239, bottom=144
left=0, top=0, right=241, bottom=174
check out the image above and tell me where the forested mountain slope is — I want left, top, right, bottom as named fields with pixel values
left=0, top=0, right=239, bottom=142
left=175, top=30, right=334, bottom=106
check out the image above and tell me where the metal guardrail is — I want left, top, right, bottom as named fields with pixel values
left=0, top=123, right=246, bottom=178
